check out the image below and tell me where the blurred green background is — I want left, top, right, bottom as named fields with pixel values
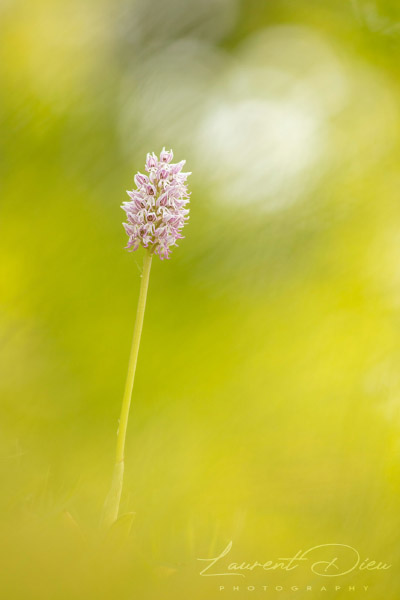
left=1, top=0, right=400, bottom=598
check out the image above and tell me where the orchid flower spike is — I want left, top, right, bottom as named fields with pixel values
left=122, top=148, right=191, bottom=260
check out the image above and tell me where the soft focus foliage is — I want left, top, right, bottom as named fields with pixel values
left=1, top=0, right=400, bottom=598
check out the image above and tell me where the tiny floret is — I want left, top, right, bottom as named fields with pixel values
left=122, top=148, right=191, bottom=260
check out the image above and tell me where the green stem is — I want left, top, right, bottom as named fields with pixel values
left=101, top=250, right=152, bottom=529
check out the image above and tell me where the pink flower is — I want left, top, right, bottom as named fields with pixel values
left=145, top=152, right=157, bottom=170
left=160, top=147, right=174, bottom=163
left=122, top=149, right=191, bottom=260
left=134, top=173, right=148, bottom=187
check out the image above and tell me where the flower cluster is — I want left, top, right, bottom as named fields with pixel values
left=122, top=148, right=191, bottom=260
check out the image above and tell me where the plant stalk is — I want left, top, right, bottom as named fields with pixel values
left=101, top=250, right=152, bottom=529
